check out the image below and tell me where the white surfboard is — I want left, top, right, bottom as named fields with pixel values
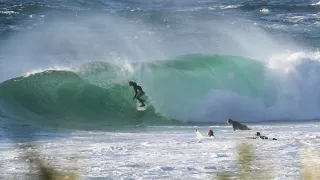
left=195, top=130, right=204, bottom=139
left=136, top=101, right=147, bottom=111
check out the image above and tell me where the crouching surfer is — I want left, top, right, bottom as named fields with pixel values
left=129, top=81, right=145, bottom=107
left=227, top=119, right=251, bottom=131
left=247, top=132, right=277, bottom=140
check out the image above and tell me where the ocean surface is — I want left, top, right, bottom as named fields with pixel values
left=0, top=0, right=320, bottom=179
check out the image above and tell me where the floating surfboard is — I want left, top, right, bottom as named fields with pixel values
left=136, top=101, right=147, bottom=111
left=195, top=130, right=204, bottom=138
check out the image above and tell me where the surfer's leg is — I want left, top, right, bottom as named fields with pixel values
left=137, top=97, right=145, bottom=106
left=136, top=94, right=145, bottom=106
left=136, top=91, right=145, bottom=107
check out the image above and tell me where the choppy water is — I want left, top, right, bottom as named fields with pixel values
left=1, top=122, right=320, bottom=179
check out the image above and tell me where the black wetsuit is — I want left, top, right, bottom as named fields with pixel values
left=133, top=84, right=145, bottom=106
left=249, top=136, right=277, bottom=140
left=256, top=132, right=277, bottom=140
left=247, top=132, right=277, bottom=140
left=228, top=119, right=251, bottom=131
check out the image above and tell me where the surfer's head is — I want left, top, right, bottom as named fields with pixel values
left=255, top=132, right=261, bottom=136
left=227, top=119, right=233, bottom=124
left=128, top=81, right=136, bottom=86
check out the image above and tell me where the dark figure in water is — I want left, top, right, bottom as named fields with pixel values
left=129, top=81, right=145, bottom=107
left=227, top=119, right=251, bottom=131
left=247, top=132, right=277, bottom=140
left=208, top=129, right=214, bottom=137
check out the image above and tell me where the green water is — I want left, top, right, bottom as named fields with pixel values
left=0, top=54, right=276, bottom=130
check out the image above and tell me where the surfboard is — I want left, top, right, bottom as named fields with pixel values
left=136, top=101, right=147, bottom=111
left=195, top=130, right=204, bottom=138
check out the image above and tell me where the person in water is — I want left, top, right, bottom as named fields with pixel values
left=208, top=129, right=214, bottom=137
left=227, top=119, right=251, bottom=131
left=129, top=81, right=145, bottom=107
left=247, top=132, right=277, bottom=140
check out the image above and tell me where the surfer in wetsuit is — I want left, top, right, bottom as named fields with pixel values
left=227, top=119, right=251, bottom=131
left=208, top=129, right=214, bottom=137
left=129, top=81, right=145, bottom=107
left=247, top=132, right=277, bottom=140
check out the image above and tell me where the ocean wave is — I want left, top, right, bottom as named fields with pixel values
left=0, top=54, right=272, bottom=129
left=1, top=52, right=320, bottom=130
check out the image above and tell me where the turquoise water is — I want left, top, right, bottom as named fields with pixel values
left=0, top=54, right=278, bottom=130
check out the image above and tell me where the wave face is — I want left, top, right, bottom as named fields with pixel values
left=0, top=70, right=167, bottom=130
left=0, top=54, right=276, bottom=129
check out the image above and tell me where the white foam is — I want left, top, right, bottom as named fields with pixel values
left=120, top=61, right=135, bottom=75
left=1, top=123, right=319, bottom=179
left=0, top=10, right=17, bottom=15
left=277, top=13, right=320, bottom=24
left=218, top=5, right=242, bottom=10
left=260, top=8, right=270, bottom=15
left=267, top=51, right=320, bottom=72
left=24, top=66, right=74, bottom=77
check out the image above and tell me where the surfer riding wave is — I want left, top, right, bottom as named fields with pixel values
left=129, top=81, right=145, bottom=107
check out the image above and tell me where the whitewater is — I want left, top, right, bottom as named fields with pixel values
left=0, top=0, right=320, bottom=179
